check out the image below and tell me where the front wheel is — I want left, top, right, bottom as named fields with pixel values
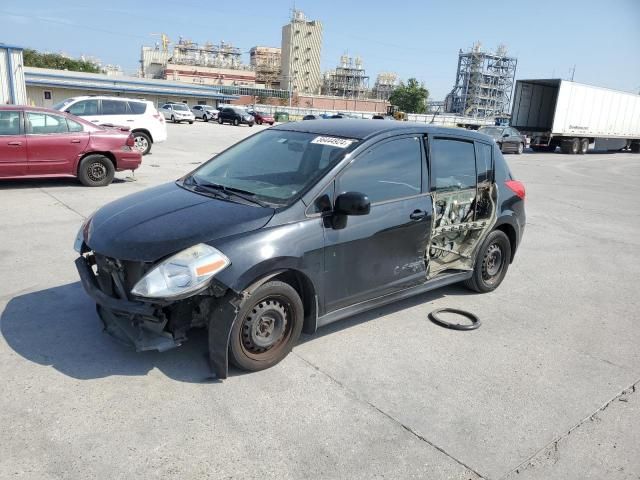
left=218, top=117, right=223, bottom=125
left=188, top=121, right=194, bottom=124
left=170, top=115, right=176, bottom=123
left=229, top=280, right=303, bottom=372
left=233, top=118, right=239, bottom=126
left=77, top=154, right=115, bottom=187
left=579, top=138, right=589, bottom=154
left=464, top=230, right=512, bottom=293
left=204, top=115, right=209, bottom=122
left=516, top=142, right=524, bottom=154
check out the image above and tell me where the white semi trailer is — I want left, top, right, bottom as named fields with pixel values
left=510, top=79, right=640, bottom=154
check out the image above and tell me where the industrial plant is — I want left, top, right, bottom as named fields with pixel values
left=322, top=55, right=370, bottom=99
left=445, top=42, right=518, bottom=118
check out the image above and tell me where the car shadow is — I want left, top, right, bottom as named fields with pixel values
left=1, top=281, right=476, bottom=383
left=0, top=177, right=129, bottom=190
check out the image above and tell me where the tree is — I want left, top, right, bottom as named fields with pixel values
left=23, top=49, right=101, bottom=73
left=388, top=78, right=429, bottom=114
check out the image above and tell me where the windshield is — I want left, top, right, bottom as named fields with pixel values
left=173, top=104, right=189, bottom=111
left=186, top=130, right=358, bottom=205
left=478, top=127, right=504, bottom=137
left=52, top=98, right=74, bottom=110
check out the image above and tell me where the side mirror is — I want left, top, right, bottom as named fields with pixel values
left=335, top=192, right=370, bottom=216
left=502, top=132, right=509, bottom=137
left=64, top=109, right=71, bottom=114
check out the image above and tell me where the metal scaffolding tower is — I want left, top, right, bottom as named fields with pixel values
left=322, top=55, right=370, bottom=99
left=446, top=43, right=517, bottom=118
left=372, top=72, right=398, bottom=101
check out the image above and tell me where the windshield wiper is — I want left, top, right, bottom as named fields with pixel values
left=186, top=177, right=268, bottom=207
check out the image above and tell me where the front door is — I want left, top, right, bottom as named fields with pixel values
left=323, top=135, right=432, bottom=312
left=65, top=98, right=100, bottom=125
left=0, top=109, right=27, bottom=177
left=25, top=111, right=90, bottom=175
left=427, top=136, right=486, bottom=277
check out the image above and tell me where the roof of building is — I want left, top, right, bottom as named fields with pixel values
left=0, top=43, right=24, bottom=50
left=273, top=118, right=489, bottom=141
left=24, top=67, right=240, bottom=100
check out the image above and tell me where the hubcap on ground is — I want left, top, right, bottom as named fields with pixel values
left=88, top=162, right=106, bottom=182
left=134, top=136, right=148, bottom=153
left=241, top=299, right=288, bottom=354
left=482, top=243, right=503, bottom=280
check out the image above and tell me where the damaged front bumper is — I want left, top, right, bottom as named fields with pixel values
left=75, top=257, right=180, bottom=352
left=75, top=255, right=238, bottom=379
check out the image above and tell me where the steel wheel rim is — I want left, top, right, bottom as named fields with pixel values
left=482, top=243, right=504, bottom=283
left=133, top=136, right=148, bottom=153
left=87, top=162, right=107, bottom=182
left=240, top=296, right=293, bottom=360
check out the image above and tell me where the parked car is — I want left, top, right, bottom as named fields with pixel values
left=74, top=120, right=525, bottom=378
left=218, top=107, right=254, bottom=127
left=53, top=96, right=166, bottom=156
left=247, top=110, right=275, bottom=126
left=0, top=106, right=141, bottom=186
left=159, top=103, right=195, bottom=124
left=192, top=105, right=219, bottom=122
left=478, top=126, right=526, bottom=154
left=302, top=114, right=318, bottom=120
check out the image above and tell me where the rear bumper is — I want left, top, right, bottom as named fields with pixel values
left=113, top=150, right=142, bottom=171
left=75, top=256, right=180, bottom=352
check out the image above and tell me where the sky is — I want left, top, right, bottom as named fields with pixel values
left=1, top=0, right=639, bottom=100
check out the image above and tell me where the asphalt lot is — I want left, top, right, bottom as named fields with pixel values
left=1, top=120, right=639, bottom=479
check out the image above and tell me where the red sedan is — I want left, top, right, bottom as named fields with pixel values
left=0, top=106, right=141, bottom=187
left=247, top=110, right=275, bottom=126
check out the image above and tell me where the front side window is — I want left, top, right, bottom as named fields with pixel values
left=27, top=112, right=69, bottom=134
left=338, top=137, right=422, bottom=203
left=188, top=130, right=357, bottom=205
left=431, top=138, right=477, bottom=191
left=67, top=99, right=98, bottom=116
left=0, top=111, right=21, bottom=135
left=101, top=100, right=127, bottom=115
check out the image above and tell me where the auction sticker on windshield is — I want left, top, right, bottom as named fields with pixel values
left=311, top=136, right=356, bottom=148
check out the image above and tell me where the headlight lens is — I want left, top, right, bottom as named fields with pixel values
left=131, top=244, right=230, bottom=299
left=73, top=216, right=92, bottom=253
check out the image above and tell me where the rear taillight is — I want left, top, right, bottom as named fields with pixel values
left=505, top=180, right=525, bottom=199
left=126, top=133, right=135, bottom=147
left=153, top=113, right=164, bottom=123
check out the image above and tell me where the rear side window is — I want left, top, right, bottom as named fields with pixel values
left=26, top=112, right=69, bottom=134
left=475, top=142, right=493, bottom=183
left=67, top=118, right=84, bottom=132
left=494, top=145, right=514, bottom=181
left=430, top=138, right=477, bottom=191
left=68, top=99, right=98, bottom=116
left=0, top=111, right=21, bottom=135
left=101, top=100, right=127, bottom=115
left=127, top=101, right=147, bottom=114
left=339, top=137, right=422, bottom=203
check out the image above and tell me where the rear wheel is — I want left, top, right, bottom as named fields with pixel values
left=218, top=117, right=223, bottom=125
left=204, top=115, right=209, bottom=122
left=132, top=131, right=151, bottom=155
left=464, top=230, right=512, bottom=293
left=233, top=118, right=239, bottom=126
left=170, top=115, right=176, bottom=123
left=257, top=119, right=262, bottom=125
left=561, top=138, right=579, bottom=154
left=516, top=142, right=524, bottom=154
left=77, top=154, right=115, bottom=187
left=229, top=280, right=303, bottom=372
left=579, top=138, right=589, bottom=154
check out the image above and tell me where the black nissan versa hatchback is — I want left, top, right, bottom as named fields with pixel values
left=74, top=120, right=525, bottom=378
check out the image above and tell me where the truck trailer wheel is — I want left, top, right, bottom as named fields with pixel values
left=579, top=138, right=589, bottom=154
left=561, top=138, right=579, bottom=154
left=631, top=142, right=640, bottom=154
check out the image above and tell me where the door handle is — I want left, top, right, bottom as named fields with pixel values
left=7, top=141, right=22, bottom=146
left=126, top=119, right=134, bottom=122
left=70, top=139, right=81, bottom=143
left=409, top=210, right=427, bottom=220
left=91, top=120, right=99, bottom=123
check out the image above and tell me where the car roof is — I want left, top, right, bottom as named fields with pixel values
left=272, top=119, right=491, bottom=142
left=62, top=96, right=151, bottom=103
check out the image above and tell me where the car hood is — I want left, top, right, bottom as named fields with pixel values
left=85, top=182, right=275, bottom=262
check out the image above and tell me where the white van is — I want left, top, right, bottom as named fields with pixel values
left=53, top=96, right=167, bottom=155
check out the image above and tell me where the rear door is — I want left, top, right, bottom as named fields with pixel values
left=427, top=135, right=483, bottom=276
left=0, top=109, right=27, bottom=177
left=323, top=135, right=432, bottom=312
left=25, top=111, right=90, bottom=175
left=100, top=99, right=130, bottom=128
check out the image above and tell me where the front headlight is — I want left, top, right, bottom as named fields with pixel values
left=73, top=215, right=92, bottom=253
left=131, top=244, right=230, bottom=299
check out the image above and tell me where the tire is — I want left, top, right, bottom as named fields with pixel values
left=630, top=142, right=640, bottom=153
left=499, top=142, right=507, bottom=154
left=189, top=121, right=193, bottom=124
left=269, top=122, right=274, bottom=126
left=132, top=131, right=151, bottom=155
left=77, top=154, right=115, bottom=187
left=229, top=280, right=304, bottom=372
left=464, top=230, right=512, bottom=293
left=561, top=138, right=579, bottom=154
left=516, top=142, right=524, bottom=154
left=248, top=123, right=254, bottom=127
left=170, top=115, right=176, bottom=124
left=257, top=119, right=262, bottom=125
left=579, top=138, right=589, bottom=154
left=218, top=117, right=223, bottom=125
left=204, top=115, right=209, bottom=122
left=233, top=118, right=239, bottom=126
